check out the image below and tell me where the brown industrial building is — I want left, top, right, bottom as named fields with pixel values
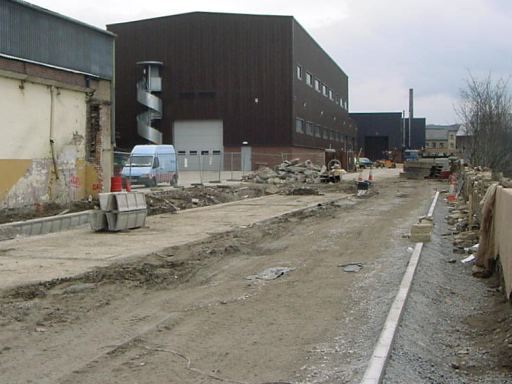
left=108, top=12, right=356, bottom=169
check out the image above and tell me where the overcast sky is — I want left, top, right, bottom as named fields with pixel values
left=31, top=0, right=512, bottom=124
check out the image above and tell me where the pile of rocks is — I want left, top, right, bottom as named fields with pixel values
left=446, top=202, right=480, bottom=253
left=244, top=159, right=325, bottom=184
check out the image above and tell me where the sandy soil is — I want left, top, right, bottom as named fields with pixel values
left=0, top=177, right=435, bottom=383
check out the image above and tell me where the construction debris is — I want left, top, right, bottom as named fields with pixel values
left=244, top=159, right=327, bottom=184
left=339, top=262, right=364, bottom=272
left=245, top=266, right=295, bottom=281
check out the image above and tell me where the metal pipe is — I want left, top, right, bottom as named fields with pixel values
left=49, top=86, right=59, bottom=179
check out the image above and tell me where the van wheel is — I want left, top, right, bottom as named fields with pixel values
left=170, top=175, right=178, bottom=187
left=149, top=177, right=157, bottom=187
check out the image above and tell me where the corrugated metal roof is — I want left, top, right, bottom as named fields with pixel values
left=1, top=0, right=113, bottom=79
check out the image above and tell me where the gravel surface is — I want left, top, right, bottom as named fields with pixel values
left=384, top=197, right=512, bottom=384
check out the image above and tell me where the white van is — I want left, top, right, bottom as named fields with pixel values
left=121, top=145, right=178, bottom=187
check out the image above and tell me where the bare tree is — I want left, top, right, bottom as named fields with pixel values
left=457, top=74, right=512, bottom=176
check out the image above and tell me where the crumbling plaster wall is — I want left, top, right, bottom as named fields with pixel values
left=0, top=73, right=112, bottom=209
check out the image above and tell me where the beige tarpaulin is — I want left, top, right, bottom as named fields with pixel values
left=476, top=183, right=497, bottom=273
left=475, top=184, right=512, bottom=299
left=493, top=186, right=512, bottom=299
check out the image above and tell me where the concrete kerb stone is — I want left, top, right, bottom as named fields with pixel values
left=0, top=191, right=345, bottom=241
left=360, top=191, right=440, bottom=384
left=0, top=210, right=92, bottom=239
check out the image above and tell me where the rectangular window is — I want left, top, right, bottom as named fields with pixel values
left=179, top=91, right=195, bottom=99
left=329, top=89, right=333, bottom=100
left=315, top=125, right=321, bottom=138
left=344, top=100, right=348, bottom=110
left=322, top=84, right=327, bottom=97
left=440, top=142, right=445, bottom=148
left=330, top=130, right=335, bottom=140
left=201, top=150, right=209, bottom=155
left=189, top=150, right=198, bottom=155
left=212, top=150, right=221, bottom=155
left=323, top=128, right=329, bottom=140
left=315, top=79, right=321, bottom=92
left=178, top=150, right=186, bottom=155
left=306, top=121, right=314, bottom=136
left=296, top=65, right=302, bottom=80
left=295, top=118, right=305, bottom=134
left=306, top=72, right=313, bottom=86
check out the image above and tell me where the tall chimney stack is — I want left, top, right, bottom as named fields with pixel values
left=408, top=88, right=414, bottom=148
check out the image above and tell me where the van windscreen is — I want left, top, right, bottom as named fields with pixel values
left=129, top=156, right=153, bottom=167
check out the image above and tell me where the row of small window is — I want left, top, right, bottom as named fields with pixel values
left=296, top=65, right=348, bottom=110
left=177, top=150, right=222, bottom=155
left=425, top=142, right=455, bottom=149
left=295, top=118, right=347, bottom=142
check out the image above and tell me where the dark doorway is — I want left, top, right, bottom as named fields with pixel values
left=364, top=136, right=389, bottom=161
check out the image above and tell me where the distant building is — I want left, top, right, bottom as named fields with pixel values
left=350, top=113, right=426, bottom=161
left=108, top=12, right=356, bottom=170
left=455, top=124, right=472, bottom=161
left=0, top=0, right=114, bottom=209
left=425, top=124, right=460, bottom=155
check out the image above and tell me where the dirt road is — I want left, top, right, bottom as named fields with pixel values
left=0, top=193, right=350, bottom=290
left=0, top=176, right=434, bottom=383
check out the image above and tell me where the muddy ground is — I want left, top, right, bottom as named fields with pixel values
left=0, top=177, right=509, bottom=383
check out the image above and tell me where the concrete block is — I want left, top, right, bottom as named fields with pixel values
left=113, top=192, right=147, bottom=212
left=411, top=222, right=432, bottom=234
left=20, top=225, right=32, bottom=236
left=41, top=221, right=52, bottom=235
left=51, top=219, right=62, bottom=232
left=106, top=210, right=147, bottom=231
left=99, top=193, right=115, bottom=211
left=410, top=222, right=432, bottom=242
left=89, top=211, right=107, bottom=231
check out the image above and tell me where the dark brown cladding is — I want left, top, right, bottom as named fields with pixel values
left=108, top=12, right=355, bottom=150
left=292, top=20, right=355, bottom=150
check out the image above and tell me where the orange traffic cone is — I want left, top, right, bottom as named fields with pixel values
left=368, top=168, right=373, bottom=181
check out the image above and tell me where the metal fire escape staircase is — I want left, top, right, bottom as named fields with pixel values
left=136, top=61, right=163, bottom=144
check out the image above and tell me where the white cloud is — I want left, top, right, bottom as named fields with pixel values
left=28, top=0, right=512, bottom=124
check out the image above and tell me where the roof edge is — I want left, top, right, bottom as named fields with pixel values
left=9, top=0, right=115, bottom=37
left=107, top=11, right=293, bottom=27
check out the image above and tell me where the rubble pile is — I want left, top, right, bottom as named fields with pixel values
left=244, top=159, right=325, bottom=184
left=145, top=185, right=264, bottom=215
left=446, top=167, right=512, bottom=282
